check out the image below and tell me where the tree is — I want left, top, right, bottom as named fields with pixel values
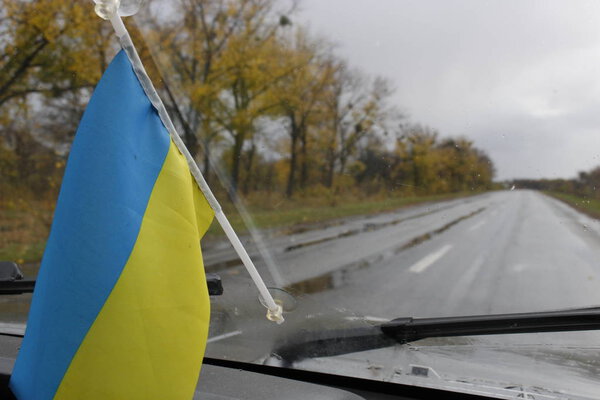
left=270, top=29, right=334, bottom=197
left=1, top=0, right=116, bottom=150
left=139, top=0, right=299, bottom=194
left=321, top=63, right=399, bottom=189
left=139, top=0, right=265, bottom=173
left=0, top=0, right=113, bottom=108
left=396, top=125, right=439, bottom=192
left=0, top=0, right=115, bottom=202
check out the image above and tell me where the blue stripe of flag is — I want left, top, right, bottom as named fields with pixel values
left=10, top=51, right=171, bottom=400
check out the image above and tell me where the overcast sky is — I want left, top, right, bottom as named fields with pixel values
left=299, top=0, right=600, bottom=180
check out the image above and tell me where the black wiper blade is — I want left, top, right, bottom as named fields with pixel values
left=0, top=274, right=225, bottom=296
left=0, top=261, right=225, bottom=296
left=270, top=307, right=600, bottom=364
left=0, top=279, right=35, bottom=295
left=380, top=307, right=600, bottom=343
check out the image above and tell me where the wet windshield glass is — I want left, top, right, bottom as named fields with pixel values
left=2, top=0, right=600, bottom=398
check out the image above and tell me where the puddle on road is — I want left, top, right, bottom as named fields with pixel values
left=284, top=203, right=459, bottom=252
left=205, top=198, right=492, bottom=273
left=286, top=270, right=345, bottom=294
left=395, top=207, right=485, bottom=252
left=285, top=228, right=362, bottom=252
left=206, top=204, right=459, bottom=270
left=280, top=220, right=348, bottom=236
left=286, top=207, right=486, bottom=295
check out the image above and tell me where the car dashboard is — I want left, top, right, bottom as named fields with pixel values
left=0, top=332, right=505, bottom=400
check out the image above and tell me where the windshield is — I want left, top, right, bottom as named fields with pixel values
left=2, top=0, right=600, bottom=398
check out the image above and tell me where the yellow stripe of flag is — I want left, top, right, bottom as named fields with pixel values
left=54, top=142, right=214, bottom=399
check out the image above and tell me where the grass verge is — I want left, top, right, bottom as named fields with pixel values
left=544, top=191, right=600, bottom=219
left=0, top=191, right=484, bottom=264
left=205, top=191, right=482, bottom=237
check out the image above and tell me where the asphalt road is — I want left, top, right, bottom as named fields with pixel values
left=2, top=189, right=600, bottom=396
left=4, top=189, right=600, bottom=330
left=208, top=189, right=600, bottom=321
left=204, top=189, right=600, bottom=398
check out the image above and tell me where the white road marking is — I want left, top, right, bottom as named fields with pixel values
left=468, top=218, right=487, bottom=232
left=207, top=330, right=243, bottom=343
left=408, top=244, right=453, bottom=273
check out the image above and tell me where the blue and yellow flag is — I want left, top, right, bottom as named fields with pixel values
left=10, top=50, right=214, bottom=399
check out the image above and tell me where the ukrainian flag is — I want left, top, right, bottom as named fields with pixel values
left=9, top=50, right=214, bottom=399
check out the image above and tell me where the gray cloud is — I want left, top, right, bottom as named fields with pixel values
left=300, top=0, right=600, bottom=179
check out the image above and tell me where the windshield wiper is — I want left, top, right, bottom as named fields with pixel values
left=381, top=307, right=600, bottom=342
left=270, top=307, right=600, bottom=364
left=0, top=261, right=224, bottom=296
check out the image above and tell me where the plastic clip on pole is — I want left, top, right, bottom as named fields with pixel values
left=92, top=0, right=284, bottom=324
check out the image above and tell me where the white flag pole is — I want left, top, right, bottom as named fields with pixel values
left=94, top=3, right=283, bottom=324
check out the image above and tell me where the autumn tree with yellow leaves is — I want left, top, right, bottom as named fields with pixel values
left=0, top=0, right=115, bottom=199
left=1, top=0, right=495, bottom=205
